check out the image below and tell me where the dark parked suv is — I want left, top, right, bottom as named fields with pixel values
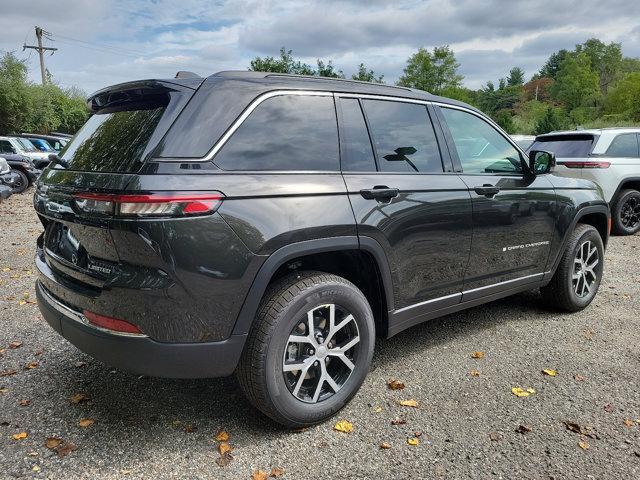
left=34, top=72, right=609, bottom=427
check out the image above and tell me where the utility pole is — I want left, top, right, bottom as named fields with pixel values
left=23, top=26, right=57, bottom=85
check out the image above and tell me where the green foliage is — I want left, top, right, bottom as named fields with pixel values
left=249, top=46, right=345, bottom=78
left=550, top=52, right=600, bottom=110
left=351, top=63, right=384, bottom=83
left=0, top=51, right=88, bottom=135
left=397, top=45, right=464, bottom=94
left=316, top=60, right=344, bottom=79
left=575, top=38, right=622, bottom=93
left=511, top=100, right=550, bottom=135
left=507, top=67, right=525, bottom=86
left=494, top=109, right=515, bottom=133
left=535, top=107, right=565, bottom=135
left=539, top=49, right=569, bottom=80
left=603, top=72, right=640, bottom=121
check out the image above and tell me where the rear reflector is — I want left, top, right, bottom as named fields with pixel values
left=559, top=161, right=610, bottom=169
left=83, top=310, right=143, bottom=334
left=74, top=192, right=223, bottom=218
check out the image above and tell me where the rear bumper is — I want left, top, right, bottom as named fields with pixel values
left=36, top=280, right=246, bottom=378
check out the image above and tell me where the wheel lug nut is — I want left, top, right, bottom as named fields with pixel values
left=309, top=349, right=314, bottom=355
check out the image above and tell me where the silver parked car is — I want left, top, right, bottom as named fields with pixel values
left=529, top=128, right=640, bottom=235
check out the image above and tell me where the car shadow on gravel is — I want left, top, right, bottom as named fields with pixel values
left=40, top=289, right=550, bottom=449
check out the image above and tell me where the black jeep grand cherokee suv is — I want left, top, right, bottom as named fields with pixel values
left=34, top=72, right=609, bottom=427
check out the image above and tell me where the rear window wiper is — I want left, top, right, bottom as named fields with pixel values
left=48, top=153, right=68, bottom=169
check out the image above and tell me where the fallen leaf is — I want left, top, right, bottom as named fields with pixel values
left=489, top=431, right=502, bottom=441
left=380, top=442, right=391, bottom=449
left=18, top=399, right=30, bottom=406
left=24, top=361, right=38, bottom=370
left=414, top=431, right=422, bottom=437
left=374, top=406, right=383, bottom=413
left=578, top=440, right=590, bottom=450
left=604, top=403, right=614, bottom=413
left=542, top=369, right=557, bottom=377
left=32, top=466, right=41, bottom=473
left=270, top=467, right=285, bottom=477
left=623, top=419, right=634, bottom=427
left=27, top=452, right=38, bottom=457
left=387, top=378, right=405, bottom=390
left=74, top=361, right=87, bottom=368
left=470, top=369, right=481, bottom=377
left=0, top=388, right=7, bottom=394
left=0, top=369, right=15, bottom=377
left=563, top=421, right=599, bottom=439
left=334, top=420, right=353, bottom=433
left=251, top=470, right=269, bottom=480
left=12, top=432, right=28, bottom=440
left=215, top=430, right=229, bottom=442
left=45, top=438, right=63, bottom=449
left=471, top=351, right=485, bottom=359
left=78, top=418, right=95, bottom=428
left=215, top=452, right=233, bottom=467
left=574, top=374, right=585, bottom=382
left=511, top=387, right=535, bottom=398
left=70, top=393, right=90, bottom=404
left=18, top=300, right=27, bottom=306
left=34, top=349, right=44, bottom=356
left=218, top=442, right=232, bottom=455
left=407, top=437, right=419, bottom=446
left=399, top=399, right=419, bottom=408
left=56, top=442, right=77, bottom=457
left=515, top=425, right=532, bottom=434
left=9, top=341, right=22, bottom=349
left=391, top=418, right=406, bottom=426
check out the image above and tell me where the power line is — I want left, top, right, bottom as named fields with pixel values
left=23, top=26, right=58, bottom=85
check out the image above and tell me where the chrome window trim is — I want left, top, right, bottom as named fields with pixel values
left=197, top=90, right=333, bottom=163
left=161, top=89, right=526, bottom=164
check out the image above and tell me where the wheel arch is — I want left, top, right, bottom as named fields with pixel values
left=611, top=177, right=640, bottom=205
left=231, top=236, right=394, bottom=338
left=546, top=204, right=609, bottom=281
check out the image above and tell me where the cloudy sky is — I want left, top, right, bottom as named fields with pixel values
left=2, top=0, right=640, bottom=95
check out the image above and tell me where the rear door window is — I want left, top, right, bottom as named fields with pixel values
left=213, top=94, right=339, bottom=171
left=362, top=99, right=443, bottom=173
left=338, top=98, right=376, bottom=172
left=605, top=133, right=639, bottom=157
left=529, top=135, right=594, bottom=157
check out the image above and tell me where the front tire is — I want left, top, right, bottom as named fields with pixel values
left=237, top=271, right=375, bottom=428
left=612, top=189, right=640, bottom=235
left=10, top=170, right=29, bottom=194
left=541, top=224, right=604, bottom=312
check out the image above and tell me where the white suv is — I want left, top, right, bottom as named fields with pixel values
left=0, top=136, right=51, bottom=168
left=529, top=128, right=640, bottom=235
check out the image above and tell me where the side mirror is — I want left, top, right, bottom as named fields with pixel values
left=528, top=150, right=556, bottom=176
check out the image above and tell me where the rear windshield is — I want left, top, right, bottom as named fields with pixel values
left=57, top=82, right=193, bottom=173
left=529, top=135, right=594, bottom=158
left=60, top=107, right=165, bottom=173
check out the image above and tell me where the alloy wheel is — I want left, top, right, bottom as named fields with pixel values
left=620, top=196, right=640, bottom=229
left=572, top=240, right=599, bottom=298
left=282, top=304, right=360, bottom=404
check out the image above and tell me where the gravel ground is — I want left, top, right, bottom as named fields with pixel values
left=1, top=190, right=639, bottom=480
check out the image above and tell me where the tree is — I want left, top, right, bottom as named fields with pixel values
left=507, top=67, right=525, bottom=86
left=316, top=60, right=344, bottom=79
left=575, top=38, right=622, bottom=94
left=351, top=63, right=384, bottom=83
left=249, top=47, right=315, bottom=75
left=523, top=77, right=553, bottom=102
left=550, top=52, right=600, bottom=110
left=397, top=45, right=463, bottom=94
left=539, top=49, right=569, bottom=79
left=535, top=107, right=564, bottom=134
left=603, top=72, right=640, bottom=120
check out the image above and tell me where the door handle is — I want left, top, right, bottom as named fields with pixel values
left=474, top=184, right=500, bottom=197
left=360, top=186, right=399, bottom=200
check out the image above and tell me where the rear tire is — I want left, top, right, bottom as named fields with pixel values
left=11, top=170, right=29, bottom=194
left=237, top=271, right=375, bottom=428
left=541, top=224, right=604, bottom=312
left=612, top=189, right=640, bottom=235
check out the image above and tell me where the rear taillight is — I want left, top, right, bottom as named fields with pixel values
left=560, top=161, right=610, bottom=169
left=73, top=192, right=223, bottom=218
left=83, top=310, right=143, bottom=335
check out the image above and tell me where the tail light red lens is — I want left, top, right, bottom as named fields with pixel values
left=73, top=192, right=223, bottom=218
left=560, top=161, right=610, bottom=169
left=83, top=310, right=143, bottom=335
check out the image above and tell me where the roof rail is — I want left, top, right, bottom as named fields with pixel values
left=265, top=73, right=413, bottom=92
